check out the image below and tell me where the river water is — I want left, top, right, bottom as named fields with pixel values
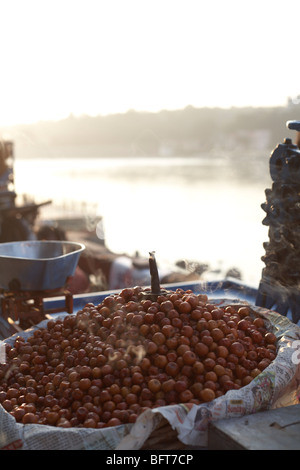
left=14, top=155, right=271, bottom=287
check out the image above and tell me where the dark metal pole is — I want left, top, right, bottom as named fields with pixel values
left=149, top=251, right=160, bottom=295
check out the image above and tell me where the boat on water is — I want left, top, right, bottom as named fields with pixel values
left=0, top=141, right=213, bottom=297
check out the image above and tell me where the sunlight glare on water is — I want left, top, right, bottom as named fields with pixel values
left=14, top=156, right=269, bottom=287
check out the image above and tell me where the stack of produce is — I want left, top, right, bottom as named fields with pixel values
left=0, top=287, right=277, bottom=429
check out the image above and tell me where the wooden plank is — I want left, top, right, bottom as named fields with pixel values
left=141, top=418, right=202, bottom=450
left=141, top=418, right=183, bottom=450
left=208, top=404, right=300, bottom=450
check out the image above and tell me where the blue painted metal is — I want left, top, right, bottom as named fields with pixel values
left=0, top=240, right=85, bottom=291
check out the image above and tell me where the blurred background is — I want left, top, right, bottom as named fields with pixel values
left=1, top=0, right=300, bottom=289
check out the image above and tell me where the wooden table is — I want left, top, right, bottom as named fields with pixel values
left=208, top=404, right=300, bottom=450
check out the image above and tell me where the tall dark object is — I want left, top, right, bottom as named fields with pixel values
left=256, top=120, right=300, bottom=323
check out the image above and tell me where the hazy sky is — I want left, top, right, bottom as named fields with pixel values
left=1, top=0, right=300, bottom=125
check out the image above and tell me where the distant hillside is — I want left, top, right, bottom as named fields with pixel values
left=1, top=102, right=300, bottom=159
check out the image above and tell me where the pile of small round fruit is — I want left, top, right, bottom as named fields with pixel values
left=0, top=287, right=277, bottom=429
